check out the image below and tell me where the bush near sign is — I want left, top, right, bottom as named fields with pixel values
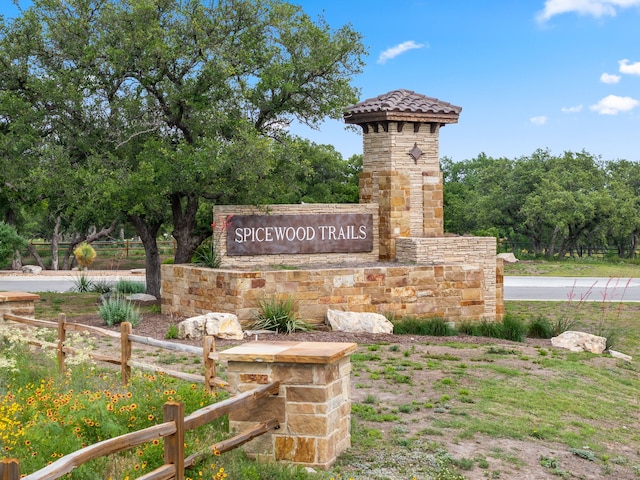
left=226, top=214, right=373, bottom=256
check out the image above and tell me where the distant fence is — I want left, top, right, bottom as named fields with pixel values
left=0, top=314, right=281, bottom=479
left=28, top=239, right=176, bottom=258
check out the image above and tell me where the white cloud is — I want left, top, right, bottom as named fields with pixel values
left=377, top=41, right=426, bottom=64
left=619, top=59, right=640, bottom=75
left=600, top=72, right=621, bottom=84
left=536, top=0, right=640, bottom=22
left=530, top=116, right=548, bottom=126
left=589, top=94, right=639, bottom=114
left=561, top=104, right=583, bottom=113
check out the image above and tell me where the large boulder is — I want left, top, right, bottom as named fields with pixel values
left=497, top=253, right=518, bottom=263
left=21, top=265, right=43, bottom=275
left=178, top=312, right=244, bottom=340
left=551, top=331, right=606, bottom=354
left=326, top=309, right=394, bottom=334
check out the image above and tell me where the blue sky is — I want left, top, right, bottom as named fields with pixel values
left=3, top=0, right=640, bottom=162
left=292, top=0, right=640, bottom=162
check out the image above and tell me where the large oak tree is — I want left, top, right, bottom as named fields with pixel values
left=1, top=0, right=365, bottom=295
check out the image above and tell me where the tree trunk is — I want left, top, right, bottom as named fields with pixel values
left=170, top=193, right=209, bottom=264
left=26, top=243, right=46, bottom=269
left=629, top=232, right=638, bottom=259
left=547, top=226, right=560, bottom=258
left=51, top=216, right=62, bottom=271
left=129, top=214, right=163, bottom=298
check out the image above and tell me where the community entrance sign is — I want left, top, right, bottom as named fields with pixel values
left=226, top=213, right=373, bottom=256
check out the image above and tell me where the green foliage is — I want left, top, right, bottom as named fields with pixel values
left=165, top=324, right=179, bottom=339
left=98, top=294, right=141, bottom=327
left=90, top=278, right=114, bottom=294
left=501, top=314, right=528, bottom=342
left=527, top=315, right=555, bottom=339
left=193, top=238, right=223, bottom=268
left=571, top=447, right=596, bottom=461
left=392, top=316, right=456, bottom=336
left=0, top=221, right=26, bottom=267
left=442, top=150, right=640, bottom=261
left=114, top=279, right=146, bottom=294
left=71, top=274, right=95, bottom=293
left=251, top=294, right=312, bottom=334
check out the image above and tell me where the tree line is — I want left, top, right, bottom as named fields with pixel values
left=442, top=149, right=640, bottom=259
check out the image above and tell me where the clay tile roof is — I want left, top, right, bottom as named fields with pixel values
left=344, top=89, right=461, bottom=124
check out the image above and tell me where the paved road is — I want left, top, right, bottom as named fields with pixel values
left=1, top=273, right=638, bottom=302
left=0, top=272, right=144, bottom=293
left=505, top=276, right=640, bottom=302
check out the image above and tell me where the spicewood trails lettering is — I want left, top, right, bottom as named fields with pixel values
left=226, top=213, right=374, bottom=256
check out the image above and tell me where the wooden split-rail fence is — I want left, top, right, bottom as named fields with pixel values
left=0, top=313, right=281, bottom=479
left=2, top=313, right=226, bottom=392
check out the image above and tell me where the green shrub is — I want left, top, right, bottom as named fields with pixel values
left=165, top=324, right=179, bottom=339
left=501, top=314, right=527, bottom=342
left=251, top=294, right=312, bottom=334
left=98, top=294, right=141, bottom=327
left=71, top=274, right=95, bottom=293
left=393, top=316, right=456, bottom=336
left=193, top=238, right=223, bottom=268
left=114, top=279, right=146, bottom=294
left=528, top=315, right=554, bottom=339
left=0, top=221, right=26, bottom=267
left=90, top=278, right=114, bottom=294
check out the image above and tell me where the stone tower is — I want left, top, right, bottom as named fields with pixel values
left=344, top=89, right=461, bottom=260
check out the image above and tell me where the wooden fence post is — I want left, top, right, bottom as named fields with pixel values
left=203, top=336, right=216, bottom=395
left=0, top=458, right=20, bottom=480
left=121, top=322, right=132, bottom=385
left=163, top=402, right=185, bottom=480
left=57, top=313, right=67, bottom=373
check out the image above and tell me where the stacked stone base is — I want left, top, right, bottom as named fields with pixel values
left=219, top=342, right=356, bottom=469
left=162, top=261, right=502, bottom=324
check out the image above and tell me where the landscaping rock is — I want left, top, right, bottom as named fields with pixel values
left=608, top=349, right=633, bottom=362
left=178, top=312, right=244, bottom=340
left=326, top=309, right=394, bottom=334
left=550, top=331, right=606, bottom=353
left=21, top=265, right=43, bottom=275
left=497, top=253, right=518, bottom=263
left=126, top=293, right=157, bottom=302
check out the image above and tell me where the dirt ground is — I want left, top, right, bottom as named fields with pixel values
left=62, top=310, right=639, bottom=480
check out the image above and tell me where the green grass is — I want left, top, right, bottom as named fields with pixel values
left=504, top=257, right=640, bottom=277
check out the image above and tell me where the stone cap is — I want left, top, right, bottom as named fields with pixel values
left=219, top=341, right=358, bottom=364
left=344, top=89, right=461, bottom=125
left=0, top=291, right=41, bottom=302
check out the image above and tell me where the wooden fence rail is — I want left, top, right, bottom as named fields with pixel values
left=0, top=382, right=280, bottom=480
left=2, top=313, right=227, bottom=393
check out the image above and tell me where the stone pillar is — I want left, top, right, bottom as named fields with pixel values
left=219, top=341, right=357, bottom=469
left=345, top=90, right=461, bottom=258
left=378, top=171, right=411, bottom=261
left=422, top=170, right=444, bottom=237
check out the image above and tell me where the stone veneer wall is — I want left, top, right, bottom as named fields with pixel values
left=161, top=262, right=492, bottom=323
left=377, top=170, right=410, bottom=261
left=395, top=236, right=502, bottom=319
left=359, top=121, right=442, bottom=237
left=212, top=203, right=379, bottom=269
left=0, top=292, right=40, bottom=318
left=219, top=341, right=356, bottom=469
